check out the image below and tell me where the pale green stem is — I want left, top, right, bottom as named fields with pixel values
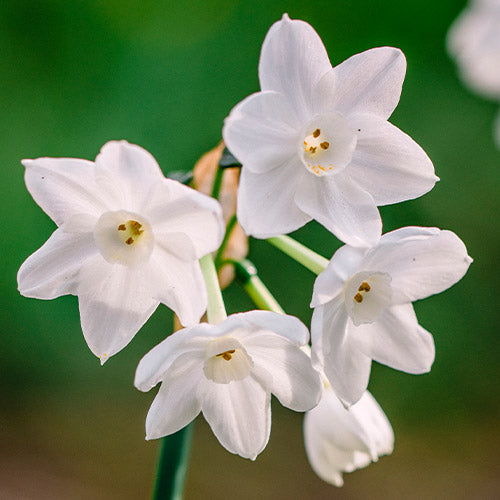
left=267, top=235, right=329, bottom=275
left=214, top=213, right=237, bottom=268
left=232, top=259, right=284, bottom=315
left=199, top=253, right=227, bottom=324
left=233, top=259, right=312, bottom=358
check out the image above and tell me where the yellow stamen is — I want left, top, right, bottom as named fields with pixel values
left=320, top=141, right=330, bottom=150
left=354, top=293, right=363, bottom=303
left=358, top=282, right=371, bottom=292
left=313, top=128, right=321, bottom=138
left=216, top=349, right=235, bottom=361
left=126, top=237, right=134, bottom=245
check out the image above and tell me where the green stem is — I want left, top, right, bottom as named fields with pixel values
left=214, top=213, right=237, bottom=268
left=232, top=259, right=313, bottom=357
left=200, top=253, right=227, bottom=324
left=153, top=424, right=193, bottom=500
left=210, top=166, right=224, bottom=200
left=267, top=235, right=329, bottom=275
left=232, top=259, right=284, bottom=314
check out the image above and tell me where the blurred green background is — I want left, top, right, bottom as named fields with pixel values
left=1, top=0, right=499, bottom=498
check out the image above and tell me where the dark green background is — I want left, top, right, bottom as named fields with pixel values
left=1, top=0, right=498, bottom=498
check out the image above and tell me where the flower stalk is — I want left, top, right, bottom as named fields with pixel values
left=153, top=424, right=193, bottom=500
left=200, top=253, right=227, bottom=324
left=232, top=259, right=285, bottom=314
left=267, top=235, right=329, bottom=275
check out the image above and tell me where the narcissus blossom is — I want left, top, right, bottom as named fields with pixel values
left=135, top=311, right=322, bottom=460
left=311, top=227, right=472, bottom=406
left=304, top=385, right=393, bottom=486
left=18, top=141, right=224, bottom=363
left=447, top=0, right=500, bottom=100
left=448, top=0, right=500, bottom=146
left=223, top=15, right=437, bottom=247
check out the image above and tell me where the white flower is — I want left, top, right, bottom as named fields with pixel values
left=447, top=0, right=500, bottom=100
left=134, top=311, right=322, bottom=460
left=17, top=141, right=224, bottom=363
left=223, top=14, right=437, bottom=247
left=310, top=227, right=472, bottom=406
left=304, top=385, right=394, bottom=487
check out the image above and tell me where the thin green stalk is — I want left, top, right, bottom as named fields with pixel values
left=232, top=259, right=312, bottom=357
left=214, top=213, right=238, bottom=268
left=232, top=259, right=284, bottom=315
left=200, top=253, right=227, bottom=324
left=267, top=235, right=328, bottom=275
left=210, top=166, right=224, bottom=200
left=153, top=424, right=193, bottom=500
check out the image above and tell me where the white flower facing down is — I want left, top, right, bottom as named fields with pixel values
left=311, top=227, right=472, bottom=406
left=17, top=141, right=224, bottom=363
left=135, top=311, right=322, bottom=460
left=447, top=0, right=500, bottom=100
left=304, top=385, right=393, bottom=487
left=223, top=14, right=437, bottom=247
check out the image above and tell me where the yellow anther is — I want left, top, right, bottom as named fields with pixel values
left=129, top=220, right=143, bottom=235
left=216, top=349, right=235, bottom=361
left=313, top=128, right=321, bottom=138
left=358, top=282, right=371, bottom=292
left=320, top=141, right=330, bottom=150
left=117, top=224, right=126, bottom=231
left=126, top=237, right=134, bottom=245
left=354, top=293, right=363, bottom=303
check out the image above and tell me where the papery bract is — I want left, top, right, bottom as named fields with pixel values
left=310, top=227, right=472, bottom=406
left=223, top=14, right=437, bottom=247
left=135, top=310, right=322, bottom=460
left=304, top=385, right=393, bottom=486
left=18, top=141, right=224, bottom=363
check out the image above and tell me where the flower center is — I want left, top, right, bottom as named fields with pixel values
left=203, top=337, right=253, bottom=384
left=344, top=271, right=392, bottom=326
left=299, top=112, right=357, bottom=177
left=117, top=220, right=145, bottom=246
left=94, top=210, right=154, bottom=266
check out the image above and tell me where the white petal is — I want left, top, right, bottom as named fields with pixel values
left=223, top=91, right=300, bottom=173
left=311, top=245, right=366, bottom=307
left=304, top=388, right=393, bottom=486
left=135, top=323, right=211, bottom=392
left=200, top=375, right=271, bottom=460
left=346, top=115, right=438, bottom=205
left=351, top=392, right=394, bottom=457
left=362, top=228, right=472, bottom=302
left=144, top=246, right=207, bottom=327
left=259, top=14, right=331, bottom=122
left=295, top=172, right=381, bottom=247
left=94, top=141, right=164, bottom=213
left=244, top=333, right=321, bottom=411
left=18, top=217, right=98, bottom=299
left=304, top=390, right=370, bottom=486
left=237, top=159, right=311, bottom=238
left=146, top=178, right=224, bottom=260
left=313, top=47, right=406, bottom=120
left=311, top=302, right=372, bottom=407
left=145, top=352, right=203, bottom=439
left=350, top=303, right=435, bottom=374
left=228, top=310, right=310, bottom=345
left=78, top=259, right=159, bottom=362
left=23, top=157, right=109, bottom=225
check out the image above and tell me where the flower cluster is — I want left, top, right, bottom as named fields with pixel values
left=18, top=14, right=471, bottom=490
